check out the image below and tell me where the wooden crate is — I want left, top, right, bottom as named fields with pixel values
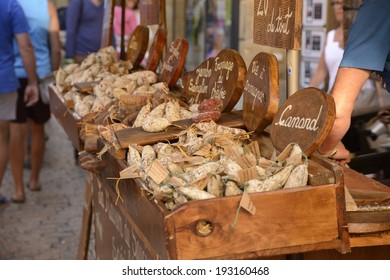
left=91, top=138, right=350, bottom=260
left=49, top=85, right=83, bottom=151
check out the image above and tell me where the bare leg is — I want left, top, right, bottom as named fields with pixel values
left=28, top=120, right=45, bottom=190
left=9, top=122, right=27, bottom=201
left=0, top=121, right=10, bottom=189
left=24, top=125, right=32, bottom=169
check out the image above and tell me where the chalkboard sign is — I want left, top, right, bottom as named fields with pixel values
left=270, top=87, right=335, bottom=155
left=159, top=38, right=189, bottom=88
left=140, top=0, right=160, bottom=25
left=253, top=0, right=302, bottom=50
left=243, top=52, right=279, bottom=133
left=126, top=25, right=149, bottom=68
left=100, top=0, right=115, bottom=48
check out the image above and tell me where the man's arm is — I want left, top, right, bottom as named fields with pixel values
left=15, top=32, right=38, bottom=107
left=48, top=1, right=62, bottom=71
left=318, top=66, right=371, bottom=163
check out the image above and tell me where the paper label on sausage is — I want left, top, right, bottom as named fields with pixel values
left=238, top=167, right=259, bottom=183
left=244, top=141, right=261, bottom=159
left=146, top=160, right=169, bottom=185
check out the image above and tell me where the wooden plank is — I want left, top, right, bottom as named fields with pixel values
left=347, top=212, right=390, bottom=234
left=304, top=245, right=390, bottom=259
left=115, top=111, right=244, bottom=148
left=343, top=167, right=390, bottom=193
left=350, top=235, right=390, bottom=248
left=205, top=240, right=342, bottom=260
left=344, top=187, right=358, bottom=212
left=169, top=185, right=340, bottom=260
left=343, top=167, right=390, bottom=205
left=94, top=150, right=171, bottom=259
left=308, top=159, right=335, bottom=186
left=100, top=0, right=115, bottom=48
left=348, top=189, right=390, bottom=205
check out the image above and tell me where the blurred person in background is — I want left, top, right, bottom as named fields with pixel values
left=0, top=0, right=38, bottom=204
left=309, top=0, right=376, bottom=117
left=13, top=0, right=61, bottom=192
left=65, top=0, right=104, bottom=63
left=113, top=0, right=139, bottom=55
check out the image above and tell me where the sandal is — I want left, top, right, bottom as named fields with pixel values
left=27, top=183, right=41, bottom=191
left=11, top=195, right=25, bottom=203
left=0, top=193, right=10, bottom=204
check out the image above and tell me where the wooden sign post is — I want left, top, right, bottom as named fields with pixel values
left=253, top=0, right=302, bottom=96
left=100, top=0, right=115, bottom=48
left=243, top=52, right=279, bottom=133
left=270, top=87, right=336, bottom=155
left=146, top=28, right=168, bottom=71
left=182, top=58, right=215, bottom=104
left=126, top=25, right=150, bottom=68
left=182, top=49, right=246, bottom=112
left=159, top=38, right=189, bottom=88
left=207, top=49, right=247, bottom=112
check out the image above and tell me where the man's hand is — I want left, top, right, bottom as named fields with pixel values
left=24, top=84, right=39, bottom=107
left=330, top=142, right=351, bottom=166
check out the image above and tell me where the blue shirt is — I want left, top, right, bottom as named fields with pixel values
left=14, top=0, right=51, bottom=79
left=340, top=0, right=390, bottom=92
left=0, top=0, right=30, bottom=93
left=65, top=0, right=104, bottom=58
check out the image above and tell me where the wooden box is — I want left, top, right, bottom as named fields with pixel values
left=91, top=137, right=350, bottom=260
left=49, top=85, right=83, bottom=151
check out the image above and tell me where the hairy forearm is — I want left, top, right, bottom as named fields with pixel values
left=319, top=67, right=371, bottom=153
left=49, top=31, right=62, bottom=71
left=19, top=39, right=38, bottom=85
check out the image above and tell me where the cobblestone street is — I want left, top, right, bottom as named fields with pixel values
left=0, top=117, right=94, bottom=260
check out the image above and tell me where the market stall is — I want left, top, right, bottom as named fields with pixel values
left=49, top=0, right=390, bottom=260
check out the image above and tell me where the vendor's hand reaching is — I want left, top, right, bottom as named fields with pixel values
left=329, top=142, right=351, bottom=166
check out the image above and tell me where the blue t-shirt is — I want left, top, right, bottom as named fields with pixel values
left=65, top=0, right=104, bottom=58
left=0, top=0, right=30, bottom=93
left=13, top=0, right=51, bottom=79
left=340, top=0, right=390, bottom=92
